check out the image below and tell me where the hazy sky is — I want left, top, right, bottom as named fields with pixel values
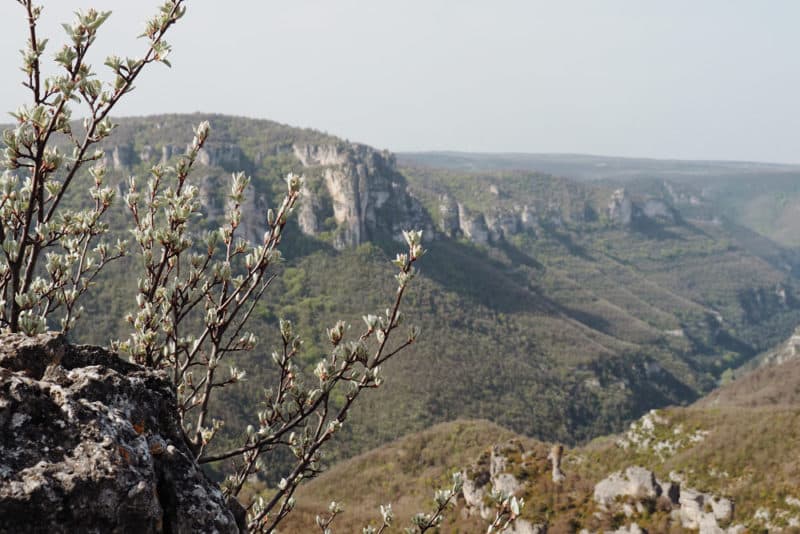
left=2, top=1, right=800, bottom=163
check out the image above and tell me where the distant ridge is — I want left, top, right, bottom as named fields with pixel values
left=397, top=150, right=800, bottom=180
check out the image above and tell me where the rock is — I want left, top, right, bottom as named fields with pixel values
left=503, top=519, right=546, bottom=533
left=461, top=473, right=486, bottom=507
left=520, top=205, right=537, bottom=231
left=547, top=444, right=565, bottom=484
left=462, top=441, right=526, bottom=521
left=104, top=144, right=137, bottom=171
left=198, top=174, right=224, bottom=221
left=709, top=495, right=733, bottom=522
left=659, top=480, right=680, bottom=505
left=486, top=210, right=521, bottom=241
left=679, top=488, right=733, bottom=532
left=0, top=333, right=238, bottom=534
left=438, top=194, right=460, bottom=237
left=593, top=466, right=660, bottom=507
left=140, top=145, right=154, bottom=162
left=297, top=185, right=322, bottom=236
left=458, top=204, right=490, bottom=245
left=293, top=143, right=432, bottom=249
left=236, top=182, right=266, bottom=244
left=489, top=444, right=521, bottom=496
left=607, top=189, right=633, bottom=225
left=161, top=144, right=175, bottom=165
left=194, top=143, right=245, bottom=170
left=607, top=523, right=644, bottom=534
left=607, top=189, right=678, bottom=227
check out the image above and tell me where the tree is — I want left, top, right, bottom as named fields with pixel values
left=3, top=2, right=522, bottom=532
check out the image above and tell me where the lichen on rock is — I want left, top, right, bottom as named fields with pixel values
left=0, top=333, right=240, bottom=534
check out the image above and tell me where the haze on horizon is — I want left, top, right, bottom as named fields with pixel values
left=1, top=1, right=799, bottom=164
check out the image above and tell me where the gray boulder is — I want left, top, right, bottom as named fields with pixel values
left=679, top=488, right=734, bottom=533
left=0, top=333, right=239, bottom=534
left=594, top=466, right=660, bottom=507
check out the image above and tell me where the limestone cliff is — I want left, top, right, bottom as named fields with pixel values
left=607, top=188, right=677, bottom=226
left=292, top=142, right=432, bottom=249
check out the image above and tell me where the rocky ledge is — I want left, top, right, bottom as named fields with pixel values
left=0, top=333, right=240, bottom=534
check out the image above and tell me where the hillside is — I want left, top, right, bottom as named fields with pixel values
left=49, top=114, right=800, bottom=473
left=399, top=151, right=800, bottom=248
left=283, top=420, right=519, bottom=533
left=700, top=326, right=800, bottom=408
left=284, top=358, right=800, bottom=533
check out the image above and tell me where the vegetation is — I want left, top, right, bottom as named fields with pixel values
left=287, top=389, right=800, bottom=532
left=2, top=3, right=490, bottom=533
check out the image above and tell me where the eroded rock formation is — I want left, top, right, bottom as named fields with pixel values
left=293, top=142, right=432, bottom=249
left=607, top=188, right=634, bottom=225
left=607, top=189, right=677, bottom=226
left=461, top=441, right=546, bottom=534
left=593, top=466, right=740, bottom=533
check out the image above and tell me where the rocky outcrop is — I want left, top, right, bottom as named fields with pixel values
left=547, top=444, right=565, bottom=484
left=593, top=466, right=661, bottom=508
left=607, top=189, right=677, bottom=226
left=0, top=333, right=240, bottom=534
left=458, top=204, right=490, bottom=245
left=196, top=175, right=265, bottom=243
left=438, top=194, right=460, bottom=238
left=462, top=441, right=525, bottom=520
left=504, top=520, right=546, bottom=534
left=486, top=211, right=521, bottom=242
left=461, top=441, right=547, bottom=534
left=101, top=141, right=245, bottom=172
left=437, top=194, right=537, bottom=244
left=161, top=144, right=178, bottom=165
left=103, top=144, right=138, bottom=171
left=297, top=185, right=324, bottom=236
left=293, top=143, right=432, bottom=249
left=679, top=488, right=733, bottom=532
left=608, top=189, right=634, bottom=225
left=520, top=205, right=537, bottom=231
left=614, top=410, right=709, bottom=461
left=663, top=181, right=705, bottom=207
left=593, top=466, right=740, bottom=533
left=195, top=143, right=246, bottom=171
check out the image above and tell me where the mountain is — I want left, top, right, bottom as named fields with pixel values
left=50, top=114, right=800, bottom=469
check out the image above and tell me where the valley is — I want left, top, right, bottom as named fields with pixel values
left=57, top=114, right=800, bottom=476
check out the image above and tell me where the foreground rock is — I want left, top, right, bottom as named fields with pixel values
left=0, top=333, right=239, bottom=534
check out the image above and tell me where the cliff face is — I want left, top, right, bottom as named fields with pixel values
left=293, top=143, right=432, bottom=249
left=607, top=188, right=677, bottom=226
left=0, top=334, right=241, bottom=534
left=100, top=133, right=434, bottom=250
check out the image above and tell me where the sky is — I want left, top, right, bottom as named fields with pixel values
left=1, top=1, right=800, bottom=163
